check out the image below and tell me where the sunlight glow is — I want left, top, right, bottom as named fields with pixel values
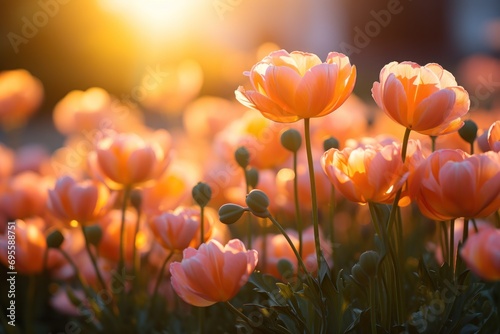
left=98, top=0, right=199, bottom=41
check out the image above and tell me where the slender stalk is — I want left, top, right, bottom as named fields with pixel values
left=25, top=275, right=35, bottom=334
left=58, top=247, right=89, bottom=291
left=261, top=221, right=268, bottom=272
left=117, top=186, right=131, bottom=318
left=199, top=307, right=205, bottom=334
left=150, top=251, right=174, bottom=315
left=224, top=301, right=255, bottom=329
left=118, top=186, right=132, bottom=274
left=303, top=118, right=322, bottom=271
left=132, top=204, right=142, bottom=280
left=329, top=185, right=336, bottom=262
left=386, top=128, right=411, bottom=235
left=369, top=279, right=377, bottom=334
left=200, top=206, right=205, bottom=246
left=449, top=219, right=455, bottom=275
left=268, top=214, right=308, bottom=274
left=243, top=168, right=253, bottom=249
left=430, top=135, right=437, bottom=152
left=495, top=210, right=500, bottom=229
left=292, top=150, right=303, bottom=257
left=81, top=225, right=107, bottom=291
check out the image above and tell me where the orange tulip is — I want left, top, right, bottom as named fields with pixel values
left=409, top=150, right=500, bottom=220
left=487, top=120, right=500, bottom=152
left=236, top=50, right=356, bottom=123
left=149, top=210, right=199, bottom=252
left=321, top=142, right=408, bottom=204
left=460, top=228, right=500, bottom=281
left=372, top=61, right=470, bottom=135
left=89, top=130, right=171, bottom=189
left=169, top=239, right=258, bottom=307
left=0, top=171, right=49, bottom=220
left=0, top=219, right=56, bottom=274
left=0, top=69, right=43, bottom=130
left=47, top=175, right=113, bottom=225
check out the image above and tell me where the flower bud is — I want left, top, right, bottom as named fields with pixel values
left=218, top=204, right=247, bottom=225
left=246, top=167, right=259, bottom=189
left=235, top=146, right=250, bottom=169
left=46, top=230, right=64, bottom=249
left=458, top=119, right=478, bottom=145
left=83, top=225, right=103, bottom=246
left=245, top=189, right=270, bottom=218
left=280, top=129, right=302, bottom=152
left=351, top=263, right=369, bottom=286
left=130, top=189, right=142, bottom=211
left=192, top=182, right=211, bottom=208
left=358, top=250, right=380, bottom=278
left=323, top=137, right=340, bottom=151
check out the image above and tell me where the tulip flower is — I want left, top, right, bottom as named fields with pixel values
left=170, top=239, right=258, bottom=307
left=149, top=210, right=199, bottom=252
left=409, top=150, right=500, bottom=220
left=89, top=130, right=171, bottom=189
left=236, top=50, right=356, bottom=123
left=372, top=61, right=470, bottom=136
left=487, top=120, right=500, bottom=152
left=47, top=175, right=113, bottom=225
left=0, top=69, right=43, bottom=130
left=460, top=228, right=500, bottom=281
left=321, top=142, right=408, bottom=204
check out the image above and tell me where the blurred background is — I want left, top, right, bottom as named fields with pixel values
left=0, top=0, right=499, bottom=147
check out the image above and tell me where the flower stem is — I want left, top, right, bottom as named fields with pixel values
left=224, top=301, right=254, bottom=329
left=118, top=186, right=132, bottom=274
left=132, top=203, right=142, bottom=281
left=369, top=278, right=377, bottom=334
left=268, top=214, right=308, bottom=274
left=449, top=219, right=455, bottom=276
left=329, top=184, right=336, bottom=268
left=243, top=168, right=253, bottom=249
left=292, top=150, right=303, bottom=257
left=304, top=118, right=322, bottom=271
left=150, top=251, right=174, bottom=316
left=200, top=205, right=205, bottom=246
left=81, top=225, right=107, bottom=291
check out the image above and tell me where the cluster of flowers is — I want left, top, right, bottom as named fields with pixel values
left=0, top=49, right=499, bottom=333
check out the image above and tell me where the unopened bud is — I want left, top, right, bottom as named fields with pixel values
left=246, top=167, right=259, bottom=189
left=358, top=250, right=380, bottom=278
left=46, top=230, right=64, bottom=249
left=235, top=146, right=250, bottom=169
left=323, top=137, right=340, bottom=151
left=192, top=182, right=212, bottom=208
left=218, top=204, right=247, bottom=225
left=458, top=119, right=478, bottom=145
left=277, top=258, right=294, bottom=278
left=351, top=263, right=369, bottom=286
left=280, top=129, right=302, bottom=152
left=84, top=225, right=103, bottom=246
left=245, top=189, right=270, bottom=218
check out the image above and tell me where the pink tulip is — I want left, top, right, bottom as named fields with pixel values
left=372, top=61, right=470, bottom=135
left=461, top=228, right=500, bottom=281
left=170, top=239, right=258, bottom=307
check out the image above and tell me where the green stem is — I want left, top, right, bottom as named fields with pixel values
left=243, top=169, right=253, bottom=249
left=25, top=275, right=35, bottom=334
left=81, top=225, right=107, bottom=291
left=292, top=151, right=303, bottom=257
left=261, top=221, right=267, bottom=273
left=268, top=214, right=308, bottom=274
left=199, top=307, right=205, bottom=334
left=200, top=206, right=205, bottom=246
left=430, top=135, right=437, bottom=152
left=495, top=210, right=500, bottom=229
left=470, top=142, right=474, bottom=155
left=132, top=204, right=142, bottom=281
left=329, top=185, right=336, bottom=263
left=369, top=278, right=377, bottom=334
left=58, top=247, right=89, bottom=291
left=150, top=251, right=174, bottom=315
left=224, top=301, right=254, bottom=330
left=386, top=128, right=411, bottom=235
left=304, top=118, right=322, bottom=271
left=118, top=186, right=132, bottom=274
left=369, top=203, right=404, bottom=325
left=449, top=219, right=455, bottom=276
